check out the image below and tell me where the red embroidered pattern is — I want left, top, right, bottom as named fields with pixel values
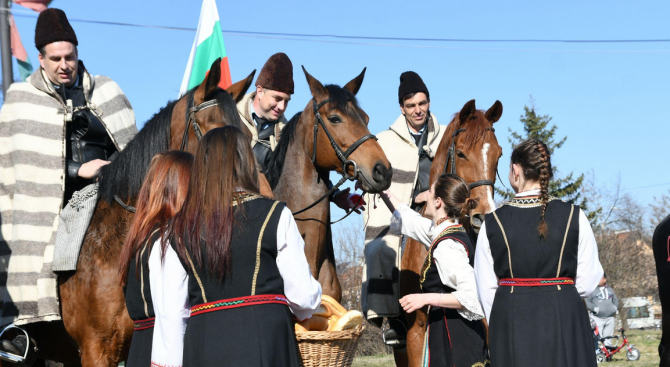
left=499, top=277, right=574, bottom=287
left=133, top=317, right=155, bottom=331
left=190, top=294, right=289, bottom=316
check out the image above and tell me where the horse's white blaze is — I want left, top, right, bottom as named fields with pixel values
left=481, top=143, right=496, bottom=212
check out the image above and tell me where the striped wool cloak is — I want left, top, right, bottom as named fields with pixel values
left=361, top=113, right=444, bottom=320
left=0, top=63, right=137, bottom=326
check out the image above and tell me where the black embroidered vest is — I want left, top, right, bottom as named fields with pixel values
left=421, top=224, right=474, bottom=293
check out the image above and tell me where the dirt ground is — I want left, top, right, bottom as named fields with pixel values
left=352, top=329, right=663, bottom=367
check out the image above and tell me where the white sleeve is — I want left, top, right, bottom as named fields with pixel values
left=575, top=209, right=604, bottom=297
left=149, top=239, right=190, bottom=367
left=394, top=203, right=434, bottom=248
left=474, top=220, right=498, bottom=322
left=276, top=207, right=322, bottom=321
left=433, top=240, right=484, bottom=321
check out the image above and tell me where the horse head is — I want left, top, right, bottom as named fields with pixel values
left=430, top=99, right=503, bottom=231
left=170, top=58, right=256, bottom=152
left=301, top=66, right=392, bottom=193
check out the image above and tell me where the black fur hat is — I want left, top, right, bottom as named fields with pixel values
left=398, top=71, right=429, bottom=105
left=35, top=9, right=78, bottom=51
left=256, top=53, right=294, bottom=95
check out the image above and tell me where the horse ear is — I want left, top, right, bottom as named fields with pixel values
left=302, top=66, right=327, bottom=98
left=485, top=100, right=503, bottom=123
left=343, top=67, right=366, bottom=95
left=195, top=58, right=222, bottom=102
left=458, top=99, right=477, bottom=124
left=226, top=69, right=256, bottom=103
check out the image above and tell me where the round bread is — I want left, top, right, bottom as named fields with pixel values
left=321, top=295, right=346, bottom=317
left=312, top=304, right=332, bottom=318
left=295, top=323, right=308, bottom=332
left=330, top=310, right=362, bottom=331
left=297, top=315, right=329, bottom=331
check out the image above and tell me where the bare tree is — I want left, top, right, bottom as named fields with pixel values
left=582, top=173, right=657, bottom=328
left=333, top=223, right=391, bottom=356
left=650, top=189, right=670, bottom=229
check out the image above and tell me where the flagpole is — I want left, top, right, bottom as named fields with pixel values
left=0, top=0, right=13, bottom=96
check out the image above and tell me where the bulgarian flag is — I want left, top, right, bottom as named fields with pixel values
left=179, top=0, right=232, bottom=96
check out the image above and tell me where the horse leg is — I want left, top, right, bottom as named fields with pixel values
left=317, top=222, right=341, bottom=301
left=392, top=348, right=408, bottom=367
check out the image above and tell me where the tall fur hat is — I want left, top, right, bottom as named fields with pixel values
left=398, top=71, right=429, bottom=105
left=256, top=53, right=294, bottom=95
left=35, top=8, right=78, bottom=51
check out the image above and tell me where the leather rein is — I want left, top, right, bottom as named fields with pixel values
left=114, top=94, right=219, bottom=213
left=292, top=98, right=377, bottom=217
left=443, top=126, right=503, bottom=190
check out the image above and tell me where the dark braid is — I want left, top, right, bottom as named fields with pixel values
left=511, top=139, right=554, bottom=239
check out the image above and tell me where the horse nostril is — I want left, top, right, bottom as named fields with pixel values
left=372, top=163, right=386, bottom=183
left=471, top=214, right=485, bottom=228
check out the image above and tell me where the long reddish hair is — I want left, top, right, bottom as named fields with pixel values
left=169, top=126, right=259, bottom=281
left=118, top=151, right=193, bottom=286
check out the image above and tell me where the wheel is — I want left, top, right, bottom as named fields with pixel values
left=626, top=347, right=640, bottom=361
left=596, top=352, right=606, bottom=363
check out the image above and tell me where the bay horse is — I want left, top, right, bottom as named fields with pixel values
left=396, top=99, right=503, bottom=367
left=265, top=67, right=393, bottom=301
left=11, top=60, right=261, bottom=366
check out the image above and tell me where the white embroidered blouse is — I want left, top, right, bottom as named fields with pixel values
left=391, top=204, right=485, bottom=321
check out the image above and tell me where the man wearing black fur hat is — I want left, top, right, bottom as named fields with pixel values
left=0, top=8, right=136, bottom=360
left=362, top=71, right=446, bottom=347
left=236, top=52, right=363, bottom=212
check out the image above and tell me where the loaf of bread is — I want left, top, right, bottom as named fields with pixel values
left=296, top=315, right=329, bottom=331
left=329, top=310, right=363, bottom=331
left=320, top=295, right=346, bottom=317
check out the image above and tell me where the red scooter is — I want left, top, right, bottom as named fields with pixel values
left=595, top=327, right=640, bottom=363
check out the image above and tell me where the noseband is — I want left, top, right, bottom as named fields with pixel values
left=179, top=93, right=220, bottom=151
left=292, top=98, right=377, bottom=217
left=115, top=94, right=220, bottom=213
left=443, top=127, right=498, bottom=190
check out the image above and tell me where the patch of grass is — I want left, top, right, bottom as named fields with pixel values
left=352, top=354, right=395, bottom=367
left=351, top=329, right=663, bottom=366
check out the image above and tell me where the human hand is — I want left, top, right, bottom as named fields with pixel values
left=333, top=188, right=367, bottom=214
left=399, top=293, right=429, bottom=313
left=414, top=190, right=430, bottom=204
left=78, top=159, right=110, bottom=179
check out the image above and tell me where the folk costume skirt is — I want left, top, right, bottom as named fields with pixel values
left=182, top=303, right=301, bottom=367
left=489, top=284, right=597, bottom=367
left=126, top=323, right=153, bottom=367
left=422, top=307, right=489, bottom=367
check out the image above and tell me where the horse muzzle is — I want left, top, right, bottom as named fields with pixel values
left=357, top=162, right=392, bottom=193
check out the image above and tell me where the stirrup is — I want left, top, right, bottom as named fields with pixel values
left=0, top=325, right=32, bottom=363
left=382, top=319, right=407, bottom=347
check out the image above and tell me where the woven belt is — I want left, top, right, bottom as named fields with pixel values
left=190, top=294, right=289, bottom=317
left=133, top=317, right=155, bottom=331
left=499, top=277, right=574, bottom=287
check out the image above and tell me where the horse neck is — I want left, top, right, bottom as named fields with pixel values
left=273, top=115, right=330, bottom=217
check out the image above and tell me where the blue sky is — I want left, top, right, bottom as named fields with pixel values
left=10, top=0, right=669, bottom=229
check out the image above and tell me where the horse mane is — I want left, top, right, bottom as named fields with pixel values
left=265, top=84, right=362, bottom=189
left=444, top=109, right=492, bottom=147
left=99, top=87, right=242, bottom=204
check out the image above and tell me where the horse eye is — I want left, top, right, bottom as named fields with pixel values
left=328, top=116, right=342, bottom=124
left=456, top=150, right=466, bottom=159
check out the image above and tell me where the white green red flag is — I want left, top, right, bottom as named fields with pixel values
left=11, top=0, right=53, bottom=81
left=179, top=0, right=231, bottom=96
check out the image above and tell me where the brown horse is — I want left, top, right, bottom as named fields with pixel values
left=265, top=67, right=393, bottom=301
left=12, top=60, right=261, bottom=366
left=396, top=99, right=503, bottom=367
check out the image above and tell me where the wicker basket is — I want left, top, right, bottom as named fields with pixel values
left=295, top=324, right=366, bottom=367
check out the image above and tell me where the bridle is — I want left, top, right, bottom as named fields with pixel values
left=292, top=98, right=377, bottom=217
left=179, top=93, right=219, bottom=151
left=114, top=94, right=220, bottom=213
left=443, top=126, right=502, bottom=190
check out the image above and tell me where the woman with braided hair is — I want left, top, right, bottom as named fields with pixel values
left=380, top=173, right=489, bottom=367
left=474, top=139, right=603, bottom=367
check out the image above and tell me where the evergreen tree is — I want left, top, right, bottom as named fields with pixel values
left=497, top=98, right=597, bottom=220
